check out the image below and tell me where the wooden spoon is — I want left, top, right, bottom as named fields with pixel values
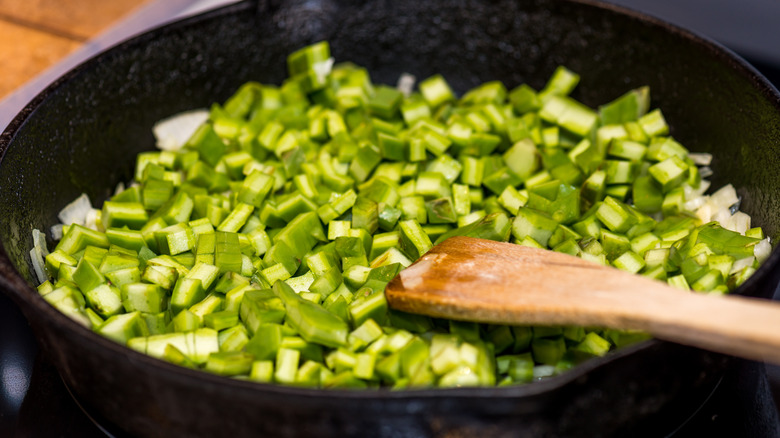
left=385, top=235, right=780, bottom=364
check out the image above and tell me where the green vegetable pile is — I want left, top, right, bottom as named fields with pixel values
left=32, top=41, right=771, bottom=388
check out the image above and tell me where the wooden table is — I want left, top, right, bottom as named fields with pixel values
left=0, top=0, right=151, bottom=99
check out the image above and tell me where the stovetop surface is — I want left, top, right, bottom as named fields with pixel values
left=2, top=0, right=780, bottom=436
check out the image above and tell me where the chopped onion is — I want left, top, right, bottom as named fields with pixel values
left=30, top=229, right=49, bottom=284
left=84, top=208, right=101, bottom=231
left=683, top=180, right=710, bottom=200
left=683, top=196, right=706, bottom=212
left=312, top=57, right=335, bottom=84
left=30, top=247, right=47, bottom=284
left=710, top=184, right=738, bottom=210
left=152, top=109, right=209, bottom=151
left=695, top=202, right=713, bottom=224
left=682, top=182, right=712, bottom=214
left=533, top=365, right=556, bottom=380
left=682, top=184, right=698, bottom=201
left=397, top=73, right=416, bottom=97
left=50, top=224, right=63, bottom=240
left=688, top=152, right=713, bottom=166
left=730, top=256, right=755, bottom=274
left=730, top=211, right=751, bottom=234
left=698, top=180, right=711, bottom=195
left=114, top=181, right=126, bottom=196
left=699, top=167, right=713, bottom=178
left=713, top=208, right=733, bottom=229
left=58, top=193, right=93, bottom=226
left=31, top=228, right=49, bottom=257
left=755, top=239, right=772, bottom=263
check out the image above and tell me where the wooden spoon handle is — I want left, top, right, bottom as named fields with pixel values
left=386, top=236, right=780, bottom=364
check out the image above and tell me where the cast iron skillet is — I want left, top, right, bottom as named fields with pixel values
left=1, top=0, right=779, bottom=436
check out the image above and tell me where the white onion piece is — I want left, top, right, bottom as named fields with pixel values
left=30, top=231, right=49, bottom=284
left=699, top=167, right=713, bottom=178
left=683, top=180, right=710, bottom=200
left=30, top=232, right=50, bottom=285
left=730, top=256, right=755, bottom=274
left=114, top=181, right=126, bottom=196
left=533, top=365, right=556, bottom=380
left=688, top=152, right=713, bottom=166
left=710, top=184, right=738, bottom=210
left=397, top=73, right=416, bottom=97
left=50, top=224, right=63, bottom=240
left=755, top=239, right=772, bottom=263
left=682, top=184, right=698, bottom=201
left=695, top=203, right=713, bottom=224
left=683, top=196, right=706, bottom=212
left=312, top=57, right=335, bottom=84
left=152, top=109, right=209, bottom=151
left=84, top=209, right=101, bottom=231
left=32, top=228, right=49, bottom=257
left=713, top=208, right=733, bottom=229
left=697, top=180, right=711, bottom=196
left=730, top=211, right=751, bottom=235
left=29, top=246, right=47, bottom=285
left=58, top=193, right=92, bottom=226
